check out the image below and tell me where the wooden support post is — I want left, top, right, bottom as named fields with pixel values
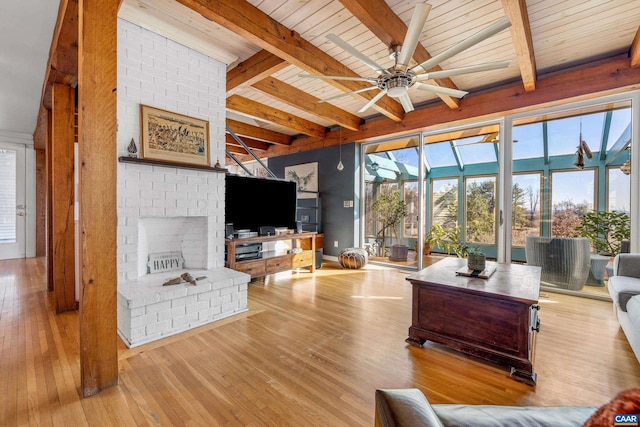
left=35, top=148, right=47, bottom=257
left=46, top=109, right=54, bottom=292
left=51, top=83, right=76, bottom=313
left=78, top=0, right=119, bottom=397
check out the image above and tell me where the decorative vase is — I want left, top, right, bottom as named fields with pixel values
left=467, top=252, right=486, bottom=271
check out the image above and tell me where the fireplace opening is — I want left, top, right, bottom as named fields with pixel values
left=137, top=216, right=207, bottom=277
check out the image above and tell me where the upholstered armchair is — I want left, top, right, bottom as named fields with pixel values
left=525, top=236, right=591, bottom=290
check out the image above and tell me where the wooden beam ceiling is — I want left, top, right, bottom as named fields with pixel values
left=631, top=26, right=640, bottom=67
left=225, top=134, right=270, bottom=151
left=252, top=57, right=640, bottom=160
left=227, top=95, right=326, bottom=138
left=226, top=118, right=291, bottom=145
left=338, top=0, right=460, bottom=109
left=227, top=50, right=288, bottom=95
left=175, top=0, right=405, bottom=122
left=501, top=0, right=537, bottom=91
left=252, top=77, right=363, bottom=131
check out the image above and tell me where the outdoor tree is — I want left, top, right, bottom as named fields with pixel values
left=527, top=185, right=539, bottom=223
left=371, top=190, right=408, bottom=255
left=551, top=200, right=590, bottom=237
left=466, top=180, right=495, bottom=243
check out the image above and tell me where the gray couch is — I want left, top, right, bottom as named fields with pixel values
left=375, top=389, right=596, bottom=427
left=525, top=236, right=591, bottom=290
left=608, top=253, right=640, bottom=362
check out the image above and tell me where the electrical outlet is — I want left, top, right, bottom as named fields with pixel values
left=334, top=241, right=338, bottom=247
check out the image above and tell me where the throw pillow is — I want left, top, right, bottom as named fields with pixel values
left=583, top=388, right=640, bottom=427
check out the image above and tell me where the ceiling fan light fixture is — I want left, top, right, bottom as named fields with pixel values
left=387, top=85, right=408, bottom=98
left=385, top=74, right=413, bottom=98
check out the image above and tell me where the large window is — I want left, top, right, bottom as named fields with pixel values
left=403, top=181, right=418, bottom=238
left=550, top=169, right=595, bottom=237
left=465, top=176, right=496, bottom=244
left=608, top=167, right=631, bottom=213
left=431, top=178, right=458, bottom=229
left=0, top=149, right=17, bottom=243
left=512, top=173, right=542, bottom=246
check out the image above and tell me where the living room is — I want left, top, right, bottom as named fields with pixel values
left=1, top=0, right=640, bottom=425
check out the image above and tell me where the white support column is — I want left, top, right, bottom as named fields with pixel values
left=497, top=117, right=513, bottom=263
left=630, top=92, right=640, bottom=253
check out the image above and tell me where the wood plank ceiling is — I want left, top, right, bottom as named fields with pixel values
left=39, top=0, right=640, bottom=161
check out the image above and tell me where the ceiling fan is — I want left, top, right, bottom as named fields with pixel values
left=299, top=2, right=512, bottom=113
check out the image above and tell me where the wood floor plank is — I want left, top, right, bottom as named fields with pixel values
left=0, top=257, right=639, bottom=426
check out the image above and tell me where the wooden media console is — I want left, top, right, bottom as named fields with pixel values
left=225, top=231, right=317, bottom=279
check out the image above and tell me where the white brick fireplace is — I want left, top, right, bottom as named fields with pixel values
left=115, top=19, right=249, bottom=347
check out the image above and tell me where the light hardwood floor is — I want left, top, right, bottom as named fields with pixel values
left=1, top=257, right=639, bottom=426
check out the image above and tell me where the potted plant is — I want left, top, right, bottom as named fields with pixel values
left=573, top=211, right=630, bottom=256
left=371, top=191, right=408, bottom=260
left=428, top=224, right=469, bottom=258
left=467, top=246, right=486, bottom=271
left=574, top=211, right=630, bottom=281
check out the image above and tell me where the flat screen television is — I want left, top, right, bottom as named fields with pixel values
left=225, top=174, right=298, bottom=232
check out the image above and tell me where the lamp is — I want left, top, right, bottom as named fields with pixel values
left=370, top=162, right=380, bottom=171
left=337, top=127, right=344, bottom=171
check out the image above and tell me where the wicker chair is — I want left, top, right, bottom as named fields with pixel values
left=525, top=236, right=591, bottom=290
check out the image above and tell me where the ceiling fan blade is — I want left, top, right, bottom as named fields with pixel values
left=326, top=34, right=389, bottom=75
left=298, top=73, right=377, bottom=83
left=398, top=93, right=415, bottom=113
left=318, top=85, right=380, bottom=103
left=358, top=90, right=387, bottom=113
left=416, top=60, right=510, bottom=80
left=397, top=2, right=432, bottom=69
left=414, top=82, right=468, bottom=98
left=413, top=17, right=511, bottom=72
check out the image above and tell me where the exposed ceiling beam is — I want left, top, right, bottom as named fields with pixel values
left=501, top=0, right=537, bottom=91
left=338, top=0, right=460, bottom=109
left=227, top=95, right=326, bottom=138
left=252, top=77, right=363, bottom=131
left=225, top=134, right=270, bottom=152
left=41, top=0, right=79, bottom=110
left=227, top=50, right=288, bottom=95
left=35, top=0, right=79, bottom=146
left=255, top=57, right=640, bottom=159
left=226, top=144, right=254, bottom=155
left=631, top=26, right=640, bottom=67
left=226, top=119, right=291, bottom=145
left=175, top=0, right=405, bottom=122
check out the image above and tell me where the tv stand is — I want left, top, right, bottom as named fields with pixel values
left=225, top=232, right=316, bottom=279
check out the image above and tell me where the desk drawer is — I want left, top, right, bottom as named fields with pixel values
left=266, top=256, right=292, bottom=273
left=235, top=259, right=265, bottom=277
left=292, top=250, right=313, bottom=268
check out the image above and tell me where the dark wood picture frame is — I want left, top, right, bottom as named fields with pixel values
left=140, top=104, right=210, bottom=166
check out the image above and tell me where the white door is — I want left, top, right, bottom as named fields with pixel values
left=0, top=142, right=26, bottom=259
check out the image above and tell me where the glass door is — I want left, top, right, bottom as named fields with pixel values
left=0, top=142, right=26, bottom=259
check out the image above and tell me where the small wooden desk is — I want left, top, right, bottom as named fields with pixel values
left=406, top=257, right=542, bottom=385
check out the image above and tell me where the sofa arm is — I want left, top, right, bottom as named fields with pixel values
left=375, top=389, right=444, bottom=427
left=613, top=254, right=640, bottom=278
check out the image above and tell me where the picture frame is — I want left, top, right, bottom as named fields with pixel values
left=140, top=105, right=210, bottom=166
left=284, top=162, right=318, bottom=199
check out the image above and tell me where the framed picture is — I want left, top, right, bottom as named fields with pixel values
left=285, top=162, right=318, bottom=199
left=140, top=105, right=210, bottom=166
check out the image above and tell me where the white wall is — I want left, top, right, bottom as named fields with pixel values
left=116, top=18, right=227, bottom=282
